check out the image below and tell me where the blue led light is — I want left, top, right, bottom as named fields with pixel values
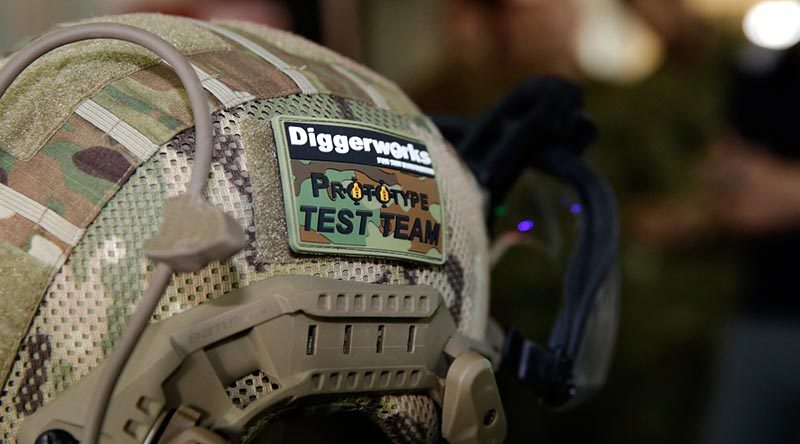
left=517, top=219, right=535, bottom=232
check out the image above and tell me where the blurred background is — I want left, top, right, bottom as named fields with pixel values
left=3, top=1, right=800, bottom=443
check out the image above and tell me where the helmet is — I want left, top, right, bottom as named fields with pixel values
left=0, top=13, right=618, bottom=444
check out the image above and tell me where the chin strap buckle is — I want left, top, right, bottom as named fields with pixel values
left=502, top=328, right=576, bottom=409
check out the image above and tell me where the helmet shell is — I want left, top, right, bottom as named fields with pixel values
left=0, top=14, right=490, bottom=442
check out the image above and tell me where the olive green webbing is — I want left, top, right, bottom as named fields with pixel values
left=0, top=242, right=53, bottom=387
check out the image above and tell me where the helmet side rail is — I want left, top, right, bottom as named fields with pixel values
left=20, top=276, right=506, bottom=444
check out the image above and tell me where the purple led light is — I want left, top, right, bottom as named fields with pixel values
left=517, top=219, right=535, bottom=232
left=570, top=203, right=582, bottom=214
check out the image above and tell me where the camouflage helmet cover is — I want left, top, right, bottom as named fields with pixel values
left=0, top=14, right=490, bottom=443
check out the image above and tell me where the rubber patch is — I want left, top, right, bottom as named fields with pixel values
left=273, top=116, right=446, bottom=265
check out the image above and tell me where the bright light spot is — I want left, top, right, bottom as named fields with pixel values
left=517, top=219, right=535, bottom=232
left=570, top=203, right=583, bottom=215
left=743, top=1, right=800, bottom=50
left=576, top=0, right=664, bottom=83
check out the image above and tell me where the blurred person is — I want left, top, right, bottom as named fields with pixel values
left=702, top=43, right=800, bottom=444
left=633, top=44, right=800, bottom=269
left=632, top=43, right=800, bottom=444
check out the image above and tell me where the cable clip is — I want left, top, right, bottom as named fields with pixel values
left=144, top=194, right=248, bottom=272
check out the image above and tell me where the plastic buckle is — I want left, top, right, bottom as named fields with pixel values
left=502, top=328, right=575, bottom=409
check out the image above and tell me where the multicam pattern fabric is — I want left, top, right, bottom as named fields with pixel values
left=311, top=394, right=441, bottom=444
left=359, top=394, right=441, bottom=444
left=214, top=20, right=420, bottom=115
left=0, top=15, right=490, bottom=443
left=0, top=13, right=232, bottom=161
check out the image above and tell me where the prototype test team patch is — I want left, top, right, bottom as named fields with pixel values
left=272, top=116, right=446, bottom=265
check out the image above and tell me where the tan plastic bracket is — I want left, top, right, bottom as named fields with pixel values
left=19, top=276, right=456, bottom=444
left=441, top=351, right=508, bottom=444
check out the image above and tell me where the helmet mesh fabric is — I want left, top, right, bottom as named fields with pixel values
left=225, top=370, right=280, bottom=410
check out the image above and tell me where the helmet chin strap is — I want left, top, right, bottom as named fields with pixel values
left=0, top=23, right=246, bottom=444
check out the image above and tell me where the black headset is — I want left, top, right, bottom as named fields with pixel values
left=435, top=77, right=620, bottom=409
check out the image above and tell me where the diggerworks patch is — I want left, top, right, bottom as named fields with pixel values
left=272, top=116, right=446, bottom=265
